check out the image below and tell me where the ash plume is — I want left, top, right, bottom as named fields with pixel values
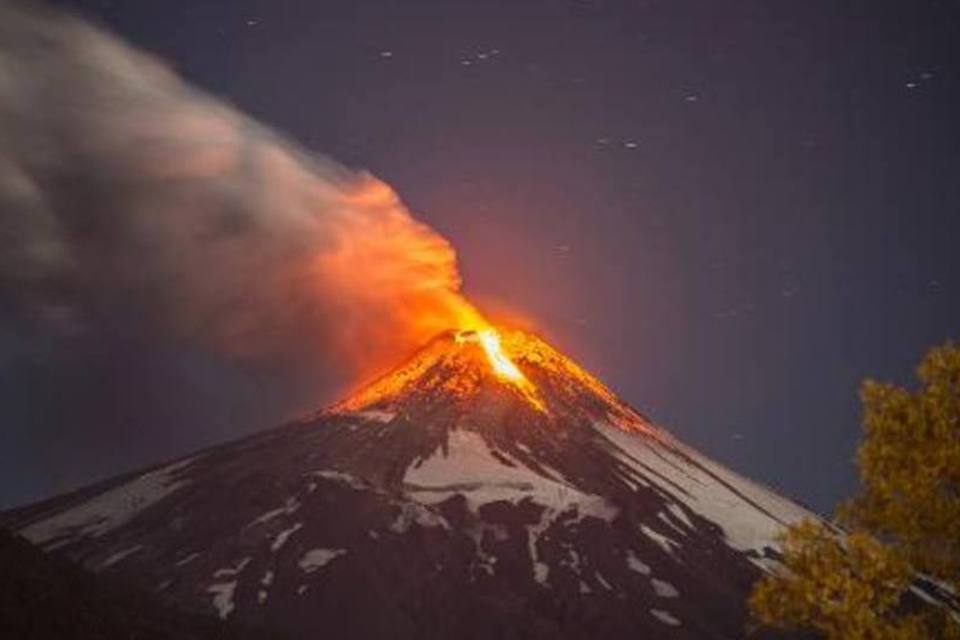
left=0, top=4, right=483, bottom=381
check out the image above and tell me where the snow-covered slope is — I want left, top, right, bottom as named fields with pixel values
left=4, top=330, right=818, bottom=639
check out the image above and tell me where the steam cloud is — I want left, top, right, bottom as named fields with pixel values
left=0, top=4, right=482, bottom=381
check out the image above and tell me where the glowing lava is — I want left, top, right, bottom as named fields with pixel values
left=456, top=329, right=523, bottom=381
left=339, top=326, right=633, bottom=417
left=455, top=328, right=545, bottom=411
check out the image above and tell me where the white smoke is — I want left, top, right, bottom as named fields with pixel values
left=0, top=4, right=482, bottom=379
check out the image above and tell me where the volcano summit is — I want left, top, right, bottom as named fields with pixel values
left=6, top=329, right=815, bottom=639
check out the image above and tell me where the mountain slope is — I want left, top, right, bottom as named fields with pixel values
left=0, top=528, right=275, bottom=640
left=5, top=329, right=816, bottom=639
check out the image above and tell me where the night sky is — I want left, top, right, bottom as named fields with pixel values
left=2, top=0, right=959, bottom=513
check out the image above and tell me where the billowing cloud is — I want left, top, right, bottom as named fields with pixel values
left=0, top=3, right=484, bottom=383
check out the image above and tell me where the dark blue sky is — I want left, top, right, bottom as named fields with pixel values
left=4, top=0, right=959, bottom=512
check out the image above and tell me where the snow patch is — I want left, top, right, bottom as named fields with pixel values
left=356, top=410, right=396, bottom=423
left=666, top=502, right=694, bottom=530
left=595, top=572, right=613, bottom=591
left=652, top=578, right=679, bottom=598
left=298, top=548, right=346, bottom=573
left=247, top=497, right=300, bottom=527
left=256, top=569, right=274, bottom=605
left=389, top=502, right=448, bottom=533
left=175, top=551, right=201, bottom=567
left=271, top=522, right=303, bottom=552
left=208, top=581, right=237, bottom=619
left=404, top=429, right=617, bottom=519
left=657, top=510, right=689, bottom=537
left=312, top=470, right=366, bottom=490
left=626, top=550, right=651, bottom=575
left=650, top=608, right=681, bottom=626
left=463, top=526, right=501, bottom=577
left=100, top=544, right=143, bottom=568
left=595, top=420, right=813, bottom=556
left=20, top=457, right=196, bottom=548
left=528, top=517, right=554, bottom=585
left=404, top=430, right=618, bottom=586
left=213, top=556, right=251, bottom=578
left=641, top=525, right=677, bottom=553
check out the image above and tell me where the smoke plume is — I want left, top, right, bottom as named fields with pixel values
left=0, top=4, right=485, bottom=382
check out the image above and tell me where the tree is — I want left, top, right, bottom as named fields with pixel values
left=750, top=343, right=960, bottom=639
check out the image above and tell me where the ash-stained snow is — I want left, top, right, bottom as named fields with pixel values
left=652, top=578, right=679, bottom=598
left=658, top=511, right=689, bottom=536
left=528, top=516, right=554, bottom=585
left=404, top=429, right=616, bottom=520
left=208, top=581, right=237, bottom=619
left=595, top=572, right=614, bottom=591
left=313, top=470, right=366, bottom=490
left=640, top=524, right=678, bottom=553
left=247, top=497, right=299, bottom=527
left=404, top=429, right=618, bottom=585
left=271, top=522, right=303, bottom=552
left=257, top=569, right=274, bottom=605
left=626, top=550, right=651, bottom=575
left=298, top=548, right=346, bottom=572
left=651, top=608, right=681, bottom=626
left=19, top=457, right=196, bottom=548
left=214, top=556, right=251, bottom=578
left=595, top=419, right=813, bottom=557
left=666, top=503, right=694, bottom=530
left=175, top=551, right=201, bottom=566
left=389, top=502, right=448, bottom=533
left=465, top=526, right=500, bottom=576
left=355, top=410, right=396, bottom=422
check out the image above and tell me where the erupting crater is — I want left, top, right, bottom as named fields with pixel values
left=333, top=326, right=647, bottom=430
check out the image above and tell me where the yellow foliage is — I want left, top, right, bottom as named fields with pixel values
left=750, top=343, right=960, bottom=639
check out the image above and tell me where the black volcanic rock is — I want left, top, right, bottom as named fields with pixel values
left=4, top=330, right=819, bottom=639
left=0, top=528, right=275, bottom=639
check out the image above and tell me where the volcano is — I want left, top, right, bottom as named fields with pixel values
left=5, top=329, right=815, bottom=639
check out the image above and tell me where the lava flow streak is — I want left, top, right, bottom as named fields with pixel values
left=455, top=329, right=545, bottom=411
left=456, top=329, right=524, bottom=381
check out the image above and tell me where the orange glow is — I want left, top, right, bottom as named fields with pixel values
left=455, top=328, right=544, bottom=411
left=307, top=174, right=491, bottom=379
left=457, top=329, right=523, bottom=381
left=335, top=326, right=644, bottom=425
